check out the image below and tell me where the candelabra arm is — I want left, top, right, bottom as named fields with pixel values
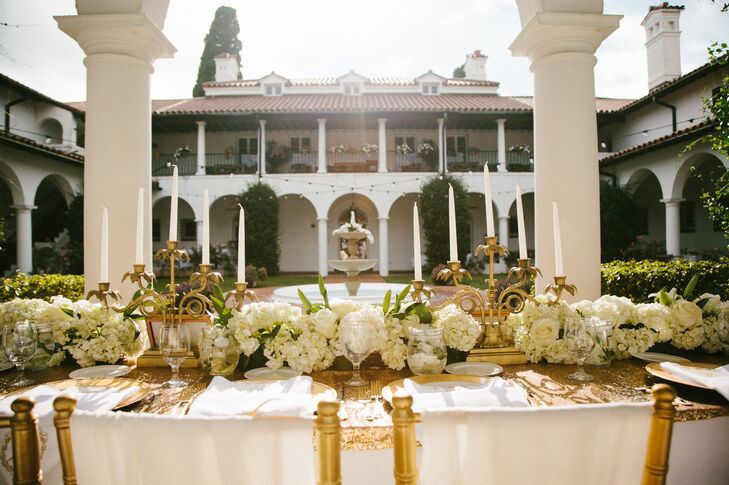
left=86, top=282, right=121, bottom=309
left=545, top=276, right=577, bottom=304
left=410, top=280, right=432, bottom=302
left=224, top=282, right=258, bottom=310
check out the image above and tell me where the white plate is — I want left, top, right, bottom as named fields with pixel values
left=69, top=365, right=131, bottom=379
left=0, top=361, right=14, bottom=372
left=244, top=367, right=303, bottom=380
left=445, top=362, right=503, bottom=377
left=630, top=352, right=690, bottom=364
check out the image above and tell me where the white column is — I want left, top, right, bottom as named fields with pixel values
left=498, top=215, right=510, bottom=249
left=437, top=118, right=445, bottom=173
left=496, top=118, right=507, bottom=173
left=12, top=205, right=35, bottom=273
left=196, top=121, right=206, bottom=175
left=377, top=118, right=387, bottom=173
left=662, top=198, right=683, bottom=257
left=317, top=217, right=328, bottom=276
left=57, top=8, right=175, bottom=298
left=317, top=118, right=327, bottom=174
left=259, top=119, right=267, bottom=175
left=378, top=216, right=389, bottom=277
left=195, top=219, right=204, bottom=252
left=510, top=10, right=621, bottom=300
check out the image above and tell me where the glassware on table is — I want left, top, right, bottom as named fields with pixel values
left=27, top=323, right=56, bottom=371
left=3, top=321, right=38, bottom=386
left=586, top=317, right=614, bottom=368
left=159, top=325, right=190, bottom=388
left=407, top=326, right=447, bottom=375
left=199, top=327, right=240, bottom=376
left=564, top=317, right=596, bottom=382
left=339, top=314, right=373, bottom=387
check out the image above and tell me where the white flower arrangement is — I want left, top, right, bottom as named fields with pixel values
left=331, top=220, right=375, bottom=244
left=396, top=143, right=412, bottom=154
left=329, top=144, right=350, bottom=154
left=361, top=143, right=378, bottom=157
left=416, top=142, right=435, bottom=156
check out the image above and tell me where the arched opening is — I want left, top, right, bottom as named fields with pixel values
left=0, top=178, right=15, bottom=273
left=327, top=193, right=378, bottom=267
left=626, top=169, right=664, bottom=249
left=508, top=192, right=535, bottom=259
left=152, top=196, right=197, bottom=252
left=388, top=193, right=420, bottom=272
left=32, top=177, right=69, bottom=272
left=279, top=194, right=318, bottom=272
left=40, top=118, right=63, bottom=145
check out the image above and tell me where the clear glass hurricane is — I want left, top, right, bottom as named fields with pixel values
left=564, top=317, right=596, bottom=382
left=160, top=325, right=190, bottom=388
left=3, top=321, right=37, bottom=386
left=339, top=315, right=372, bottom=387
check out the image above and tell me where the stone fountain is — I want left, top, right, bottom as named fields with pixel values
left=328, top=211, right=377, bottom=296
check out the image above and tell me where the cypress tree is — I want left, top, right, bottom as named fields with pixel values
left=420, top=175, right=471, bottom=270
left=193, top=6, right=243, bottom=97
left=240, top=182, right=280, bottom=274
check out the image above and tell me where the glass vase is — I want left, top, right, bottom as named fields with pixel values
left=585, top=318, right=614, bottom=368
left=27, top=323, right=56, bottom=371
left=199, top=328, right=240, bottom=376
left=407, top=326, right=447, bottom=375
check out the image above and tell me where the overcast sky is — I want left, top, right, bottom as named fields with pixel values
left=0, top=0, right=727, bottom=102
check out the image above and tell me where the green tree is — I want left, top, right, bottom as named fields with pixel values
left=452, top=64, right=465, bottom=78
left=193, top=6, right=243, bottom=97
left=420, top=175, right=471, bottom=269
left=240, top=182, right=280, bottom=274
left=599, top=181, right=641, bottom=262
left=65, top=193, right=84, bottom=274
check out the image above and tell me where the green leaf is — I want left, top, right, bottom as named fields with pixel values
left=298, top=289, right=312, bottom=312
left=382, top=290, right=391, bottom=314
left=658, top=289, right=673, bottom=307
left=318, top=275, right=330, bottom=309
left=683, top=274, right=699, bottom=299
left=61, top=308, right=77, bottom=319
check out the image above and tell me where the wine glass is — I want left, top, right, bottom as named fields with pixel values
left=564, top=317, right=596, bottom=382
left=3, top=321, right=37, bottom=386
left=159, top=325, right=190, bottom=388
left=339, top=315, right=372, bottom=387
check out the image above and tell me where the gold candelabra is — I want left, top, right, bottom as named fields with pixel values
left=85, top=240, right=257, bottom=367
left=545, top=275, right=577, bottom=303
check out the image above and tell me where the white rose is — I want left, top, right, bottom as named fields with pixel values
left=312, top=308, right=338, bottom=339
left=672, top=300, right=703, bottom=329
left=529, top=318, right=560, bottom=345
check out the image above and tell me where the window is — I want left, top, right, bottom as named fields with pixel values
left=152, top=219, right=161, bottom=242
left=636, top=207, right=649, bottom=235
left=680, top=201, right=696, bottom=233
left=264, top=84, right=282, bottom=96
left=394, top=136, right=415, bottom=153
left=290, top=137, right=311, bottom=153
left=238, top=138, right=258, bottom=155
left=446, top=136, right=467, bottom=154
left=421, top=83, right=440, bottom=95
left=343, top=83, right=361, bottom=95
left=181, top=219, right=197, bottom=241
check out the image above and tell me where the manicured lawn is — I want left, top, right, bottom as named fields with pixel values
left=155, top=273, right=319, bottom=292
left=385, top=272, right=506, bottom=290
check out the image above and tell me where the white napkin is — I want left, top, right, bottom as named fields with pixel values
left=402, top=377, right=530, bottom=411
left=660, top=362, right=729, bottom=400
left=0, top=383, right=139, bottom=484
left=187, top=375, right=315, bottom=417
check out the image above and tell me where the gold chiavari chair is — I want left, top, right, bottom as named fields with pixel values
left=391, top=383, right=677, bottom=485
left=0, top=398, right=43, bottom=485
left=52, top=396, right=341, bottom=485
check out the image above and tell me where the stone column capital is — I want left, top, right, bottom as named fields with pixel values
left=378, top=216, right=390, bottom=222
left=317, top=118, right=327, bottom=125
left=497, top=215, right=511, bottom=221
left=660, top=197, right=684, bottom=206
left=317, top=217, right=328, bottom=222
left=11, top=204, right=36, bottom=213
left=196, top=121, right=207, bottom=128
left=510, top=12, right=621, bottom=62
left=259, top=119, right=267, bottom=127
left=496, top=118, right=506, bottom=125
left=377, top=118, right=387, bottom=124
left=436, top=118, right=445, bottom=126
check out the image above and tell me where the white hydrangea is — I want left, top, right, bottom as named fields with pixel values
left=380, top=315, right=411, bottom=370
left=636, top=303, right=673, bottom=343
left=228, top=302, right=302, bottom=356
left=328, top=299, right=363, bottom=320
left=334, top=305, right=387, bottom=356
left=700, top=314, right=729, bottom=354
left=669, top=300, right=705, bottom=350
left=432, top=304, right=481, bottom=352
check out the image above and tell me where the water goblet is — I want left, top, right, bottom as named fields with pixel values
left=564, top=317, right=596, bottom=382
left=3, top=321, right=38, bottom=386
left=159, top=325, right=190, bottom=388
left=339, top=314, right=372, bottom=387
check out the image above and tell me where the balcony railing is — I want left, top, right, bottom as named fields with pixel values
left=387, top=152, right=437, bottom=172
left=447, top=151, right=499, bottom=172
left=152, top=154, right=197, bottom=176
left=267, top=152, right=317, bottom=174
left=327, top=152, right=377, bottom=173
left=206, top=153, right=257, bottom=175
left=505, top=151, right=533, bottom=172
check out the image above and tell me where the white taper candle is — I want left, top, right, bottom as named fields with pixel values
left=413, top=203, right=422, bottom=280
left=237, top=205, right=245, bottom=282
left=135, top=188, right=144, bottom=264
left=483, top=166, right=495, bottom=237
left=516, top=184, right=527, bottom=260
left=553, top=202, right=564, bottom=276
left=169, top=165, right=178, bottom=241
left=448, top=184, right=458, bottom=262
left=100, top=207, right=108, bottom=282
left=350, top=210, right=355, bottom=225
left=202, top=189, right=210, bottom=265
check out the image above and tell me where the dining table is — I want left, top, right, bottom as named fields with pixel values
left=1, top=352, right=728, bottom=485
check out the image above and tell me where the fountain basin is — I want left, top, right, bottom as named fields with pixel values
left=272, top=283, right=408, bottom=305
left=328, top=259, right=377, bottom=274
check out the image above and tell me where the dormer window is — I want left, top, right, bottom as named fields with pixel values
left=343, top=83, right=361, bottom=95
left=422, top=83, right=440, bottom=95
left=264, top=84, right=282, bottom=96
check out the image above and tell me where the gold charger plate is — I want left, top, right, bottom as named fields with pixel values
left=2, top=378, right=151, bottom=410
left=382, top=374, right=494, bottom=404
left=645, top=362, right=719, bottom=389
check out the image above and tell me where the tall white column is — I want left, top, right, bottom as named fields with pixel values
left=378, top=216, right=389, bottom=277
left=196, top=121, right=206, bottom=175
left=12, top=205, right=35, bottom=273
left=317, top=118, right=327, bottom=174
left=496, top=118, right=507, bottom=173
left=437, top=118, right=445, bottom=173
left=662, top=198, right=683, bottom=257
left=377, top=118, right=387, bottom=173
left=498, top=215, right=510, bottom=249
left=511, top=10, right=621, bottom=300
left=259, top=119, right=267, bottom=175
left=317, top=217, right=329, bottom=276
left=195, top=219, right=204, bottom=252
left=57, top=7, right=175, bottom=298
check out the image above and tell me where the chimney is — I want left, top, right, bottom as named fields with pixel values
left=642, top=3, right=684, bottom=91
left=213, top=52, right=240, bottom=82
left=464, top=50, right=487, bottom=80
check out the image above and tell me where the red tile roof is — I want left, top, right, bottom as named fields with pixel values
left=0, top=131, right=84, bottom=164
left=202, top=76, right=499, bottom=88
left=511, top=96, right=634, bottom=113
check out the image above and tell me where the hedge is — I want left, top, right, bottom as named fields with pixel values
left=601, top=259, right=729, bottom=303
left=0, top=273, right=85, bottom=302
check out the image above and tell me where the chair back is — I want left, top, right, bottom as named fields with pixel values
left=391, top=384, right=676, bottom=485
left=53, top=397, right=341, bottom=485
left=0, top=397, right=43, bottom=485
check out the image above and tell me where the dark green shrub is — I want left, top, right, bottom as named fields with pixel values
left=420, top=175, right=470, bottom=270
left=600, top=259, right=729, bottom=302
left=600, top=181, right=641, bottom=262
left=0, top=273, right=85, bottom=302
left=65, top=194, right=84, bottom=274
left=240, top=182, right=280, bottom=274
